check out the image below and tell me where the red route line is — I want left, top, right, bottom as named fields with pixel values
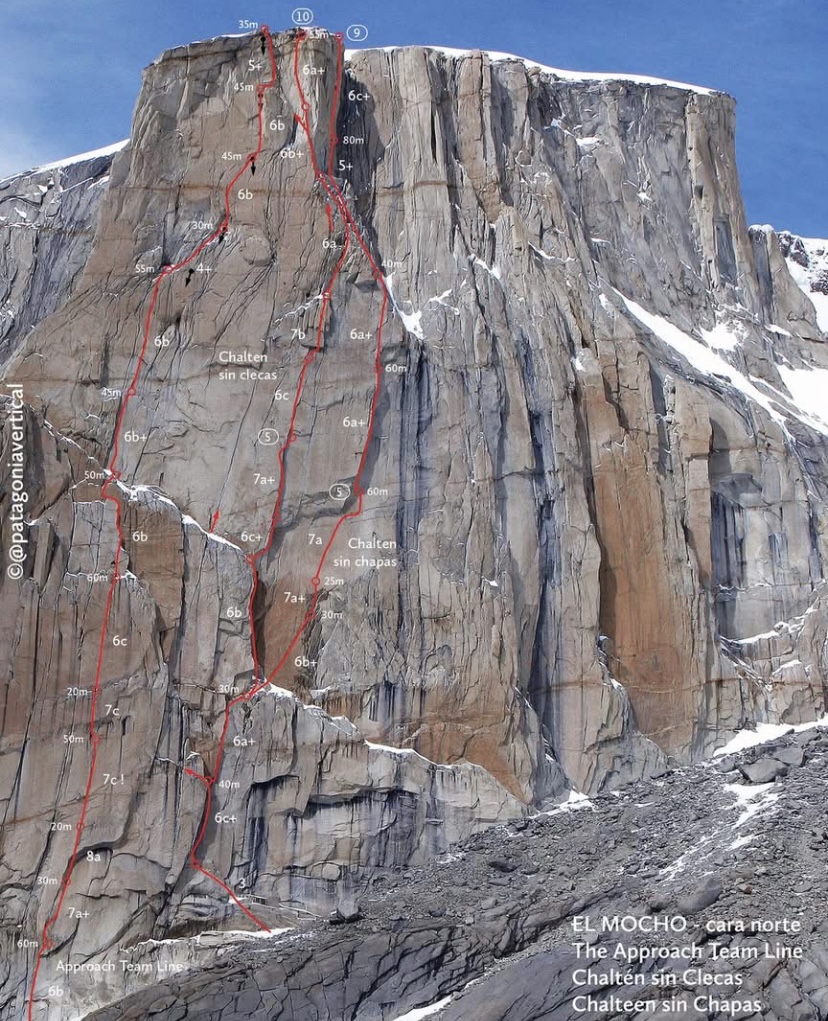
left=29, top=23, right=392, bottom=1016
left=184, top=26, right=391, bottom=926
left=26, top=25, right=279, bottom=1020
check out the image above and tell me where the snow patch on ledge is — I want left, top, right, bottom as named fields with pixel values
left=181, top=514, right=243, bottom=551
left=727, top=624, right=788, bottom=644
left=540, top=789, right=594, bottom=816
left=384, top=274, right=424, bottom=339
left=528, top=242, right=556, bottom=262
left=33, top=140, right=129, bottom=174
left=366, top=740, right=430, bottom=764
left=777, top=365, right=828, bottom=431
left=615, top=291, right=805, bottom=434
left=723, top=783, right=781, bottom=831
left=114, top=480, right=243, bottom=553
left=121, top=926, right=293, bottom=954
left=472, top=255, right=502, bottom=280
left=713, top=716, right=828, bottom=757
left=345, top=46, right=717, bottom=95
left=700, top=321, right=743, bottom=352
left=390, top=997, right=454, bottom=1021
left=399, top=308, right=424, bottom=338
left=779, top=233, right=828, bottom=333
left=116, top=481, right=177, bottom=510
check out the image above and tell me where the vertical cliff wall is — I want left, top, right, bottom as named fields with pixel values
left=1, top=27, right=827, bottom=1019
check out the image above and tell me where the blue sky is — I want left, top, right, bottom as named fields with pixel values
left=1, top=0, right=824, bottom=236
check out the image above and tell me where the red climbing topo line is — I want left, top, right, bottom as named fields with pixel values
left=184, top=26, right=380, bottom=920
left=29, top=24, right=393, bottom=1016
left=185, top=27, right=392, bottom=926
left=184, top=217, right=353, bottom=930
left=26, top=25, right=279, bottom=1020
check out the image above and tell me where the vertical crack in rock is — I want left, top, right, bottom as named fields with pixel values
left=1, top=29, right=828, bottom=1019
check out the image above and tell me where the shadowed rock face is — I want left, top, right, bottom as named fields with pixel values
left=1, top=27, right=827, bottom=1019
left=0, top=152, right=114, bottom=358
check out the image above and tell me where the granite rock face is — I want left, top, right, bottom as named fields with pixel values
left=0, top=150, right=116, bottom=358
left=1, top=27, right=827, bottom=1019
